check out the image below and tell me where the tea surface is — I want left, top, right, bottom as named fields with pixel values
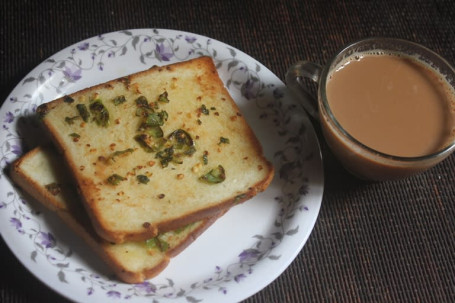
left=326, top=54, right=455, bottom=157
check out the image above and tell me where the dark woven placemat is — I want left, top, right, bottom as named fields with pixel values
left=1, top=1, right=454, bottom=302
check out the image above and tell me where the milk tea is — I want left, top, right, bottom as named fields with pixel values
left=326, top=53, right=455, bottom=157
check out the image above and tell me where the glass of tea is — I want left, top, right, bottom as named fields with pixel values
left=286, top=38, right=455, bottom=181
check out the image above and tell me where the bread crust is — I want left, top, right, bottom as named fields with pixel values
left=39, top=56, right=274, bottom=243
left=10, top=146, right=223, bottom=283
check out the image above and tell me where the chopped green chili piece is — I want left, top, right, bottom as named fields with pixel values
left=158, top=91, right=169, bottom=103
left=134, top=134, right=164, bottom=153
left=137, top=175, right=150, bottom=184
left=146, top=126, right=164, bottom=138
left=200, top=104, right=209, bottom=115
left=159, top=238, right=170, bottom=251
left=156, top=146, right=175, bottom=167
left=107, top=174, right=126, bottom=185
left=112, top=95, right=126, bottom=105
left=143, top=110, right=168, bottom=127
left=76, top=104, right=90, bottom=122
left=135, top=96, right=156, bottom=117
left=218, top=137, right=230, bottom=145
left=168, top=129, right=194, bottom=149
left=145, top=238, right=158, bottom=250
left=89, top=100, right=109, bottom=127
left=168, top=129, right=196, bottom=156
left=202, top=151, right=208, bottom=165
left=199, top=165, right=226, bottom=184
left=145, top=237, right=169, bottom=252
left=65, top=116, right=80, bottom=125
left=63, top=96, right=74, bottom=103
left=109, top=148, right=135, bottom=162
left=135, top=96, right=149, bottom=107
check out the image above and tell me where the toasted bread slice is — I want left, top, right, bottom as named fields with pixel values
left=37, top=56, right=274, bottom=243
left=10, top=146, right=221, bottom=283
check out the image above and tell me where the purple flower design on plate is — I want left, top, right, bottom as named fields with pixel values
left=219, top=287, right=227, bottom=294
left=39, top=232, right=56, bottom=248
left=11, top=144, right=22, bottom=156
left=10, top=217, right=22, bottom=229
left=78, top=42, right=90, bottom=51
left=239, top=248, right=260, bottom=263
left=185, top=35, right=197, bottom=43
left=135, top=281, right=156, bottom=293
left=234, top=273, right=246, bottom=283
left=4, top=111, right=14, bottom=123
left=63, top=67, right=82, bottom=82
left=155, top=43, right=173, bottom=61
left=215, top=265, right=223, bottom=273
left=107, top=290, right=121, bottom=299
left=241, top=79, right=258, bottom=100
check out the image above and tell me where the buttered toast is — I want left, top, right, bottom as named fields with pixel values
left=37, top=56, right=274, bottom=243
left=10, top=146, right=221, bottom=283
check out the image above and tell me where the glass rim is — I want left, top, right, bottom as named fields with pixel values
left=319, top=37, right=455, bottom=163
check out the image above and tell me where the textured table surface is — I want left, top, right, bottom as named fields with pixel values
left=1, top=1, right=454, bottom=302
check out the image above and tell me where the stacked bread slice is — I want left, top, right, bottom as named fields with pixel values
left=10, top=56, right=274, bottom=283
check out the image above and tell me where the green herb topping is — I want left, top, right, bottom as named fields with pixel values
left=108, top=148, right=135, bottom=162
left=218, top=137, right=230, bottom=145
left=145, top=237, right=169, bottom=252
left=63, top=96, right=74, bottom=103
left=89, top=99, right=110, bottom=127
left=112, top=95, right=126, bottom=105
left=155, top=146, right=175, bottom=167
left=76, top=104, right=90, bottom=122
left=157, top=91, right=169, bottom=103
left=199, top=165, right=226, bottom=184
left=107, top=174, right=126, bottom=185
left=134, top=134, right=165, bottom=153
left=168, top=129, right=195, bottom=151
left=202, top=151, right=208, bottom=165
left=200, top=104, right=209, bottom=115
left=143, top=110, right=168, bottom=127
left=137, top=175, right=150, bottom=184
left=153, top=130, right=196, bottom=167
left=135, top=96, right=149, bottom=108
left=65, top=116, right=80, bottom=125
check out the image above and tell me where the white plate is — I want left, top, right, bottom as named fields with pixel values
left=0, top=29, right=323, bottom=302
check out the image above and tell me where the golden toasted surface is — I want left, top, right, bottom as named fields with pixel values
left=39, top=56, right=274, bottom=243
left=10, top=146, right=219, bottom=283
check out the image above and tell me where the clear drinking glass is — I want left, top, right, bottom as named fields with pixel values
left=286, top=38, right=455, bottom=181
